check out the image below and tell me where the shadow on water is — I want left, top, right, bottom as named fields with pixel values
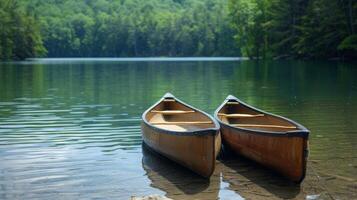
left=219, top=147, right=302, bottom=199
left=141, top=143, right=220, bottom=199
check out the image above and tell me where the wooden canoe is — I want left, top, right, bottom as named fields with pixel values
left=141, top=143, right=220, bottom=199
left=141, top=93, right=221, bottom=178
left=214, top=95, right=309, bottom=183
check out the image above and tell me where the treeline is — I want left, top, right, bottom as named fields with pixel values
left=0, top=0, right=46, bottom=60
left=1, top=0, right=356, bottom=60
left=21, top=0, right=238, bottom=58
left=229, top=0, right=357, bottom=59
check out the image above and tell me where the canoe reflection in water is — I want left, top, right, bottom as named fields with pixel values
left=218, top=147, right=329, bottom=200
left=142, top=143, right=324, bottom=199
left=219, top=153, right=303, bottom=199
left=141, top=143, right=220, bottom=200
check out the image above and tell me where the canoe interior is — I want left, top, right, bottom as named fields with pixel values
left=217, top=100, right=302, bottom=132
left=145, top=98, right=216, bottom=132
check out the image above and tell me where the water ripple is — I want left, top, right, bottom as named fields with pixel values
left=1, top=60, right=356, bottom=199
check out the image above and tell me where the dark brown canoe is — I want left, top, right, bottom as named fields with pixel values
left=141, top=93, right=221, bottom=178
left=214, top=95, right=309, bottom=183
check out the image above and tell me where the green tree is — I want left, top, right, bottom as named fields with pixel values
left=0, top=0, right=46, bottom=60
left=228, top=0, right=267, bottom=58
left=19, top=0, right=238, bottom=58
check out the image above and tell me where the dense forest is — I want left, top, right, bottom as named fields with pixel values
left=1, top=0, right=238, bottom=59
left=0, top=0, right=356, bottom=60
left=229, top=0, right=357, bottom=59
left=0, top=0, right=46, bottom=60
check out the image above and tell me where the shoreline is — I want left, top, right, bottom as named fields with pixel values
left=25, top=57, right=248, bottom=62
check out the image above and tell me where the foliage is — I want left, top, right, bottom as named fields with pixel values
left=229, top=0, right=357, bottom=59
left=19, top=0, right=239, bottom=58
left=1, top=0, right=356, bottom=60
left=0, top=0, right=46, bottom=60
left=338, top=35, right=357, bottom=51
left=338, top=34, right=357, bottom=57
left=228, top=0, right=268, bottom=58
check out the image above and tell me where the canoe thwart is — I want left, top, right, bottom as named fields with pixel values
left=218, top=113, right=264, bottom=118
left=231, top=124, right=296, bottom=129
left=151, top=110, right=195, bottom=114
left=163, top=99, right=175, bottom=102
left=151, top=121, right=213, bottom=125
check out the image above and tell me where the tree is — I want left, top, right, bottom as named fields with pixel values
left=0, top=0, right=46, bottom=60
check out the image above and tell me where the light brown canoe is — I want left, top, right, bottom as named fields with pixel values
left=141, top=143, right=220, bottom=199
left=214, top=95, right=309, bottom=183
left=141, top=93, right=221, bottom=178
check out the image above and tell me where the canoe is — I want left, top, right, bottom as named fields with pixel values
left=141, top=93, right=221, bottom=178
left=214, top=95, right=309, bottom=183
left=141, top=143, right=220, bottom=199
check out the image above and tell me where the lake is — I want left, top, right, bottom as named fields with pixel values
left=0, top=58, right=356, bottom=199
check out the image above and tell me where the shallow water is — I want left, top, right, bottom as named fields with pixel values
left=0, top=59, right=356, bottom=199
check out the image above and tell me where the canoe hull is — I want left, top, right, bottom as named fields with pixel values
left=220, top=123, right=308, bottom=183
left=141, top=121, right=221, bottom=178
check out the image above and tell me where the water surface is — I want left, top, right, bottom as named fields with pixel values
left=0, top=59, right=356, bottom=199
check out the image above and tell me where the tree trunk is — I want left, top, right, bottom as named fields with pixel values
left=134, top=31, right=138, bottom=56
left=348, top=0, right=354, bottom=34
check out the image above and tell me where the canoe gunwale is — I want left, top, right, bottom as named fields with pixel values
left=142, top=93, right=220, bottom=136
left=214, top=95, right=309, bottom=139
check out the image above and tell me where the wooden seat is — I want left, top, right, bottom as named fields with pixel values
left=151, top=110, right=195, bottom=114
left=218, top=113, right=264, bottom=118
left=231, top=124, right=296, bottom=129
left=151, top=121, right=213, bottom=125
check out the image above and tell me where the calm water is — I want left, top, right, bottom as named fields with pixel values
left=0, top=59, right=356, bottom=199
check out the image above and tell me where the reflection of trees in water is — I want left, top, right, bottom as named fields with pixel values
left=141, top=143, right=220, bottom=200
left=1, top=60, right=356, bottom=199
left=2, top=60, right=354, bottom=115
